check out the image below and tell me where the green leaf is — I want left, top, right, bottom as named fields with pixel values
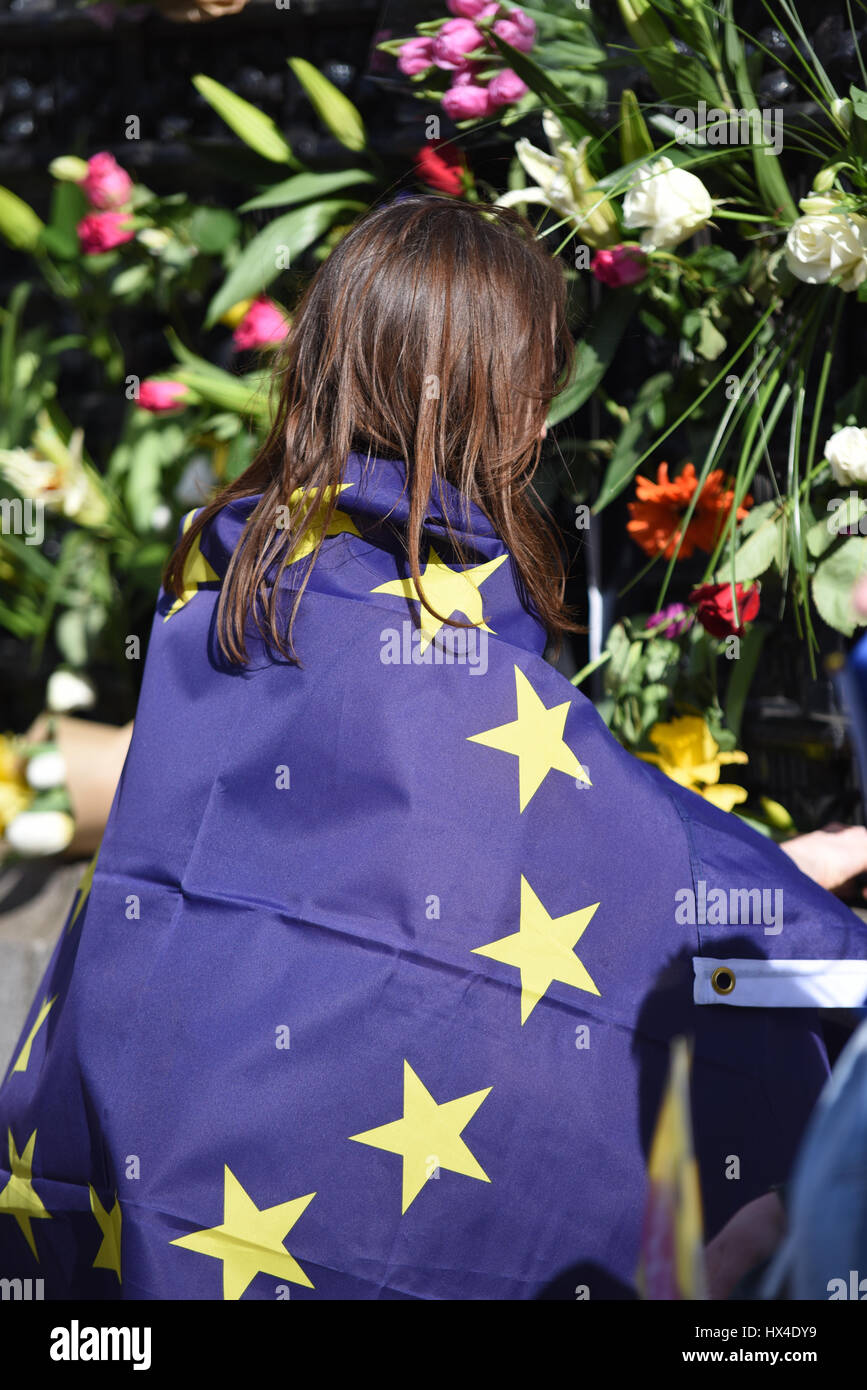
left=724, top=621, right=767, bottom=740
left=697, top=312, right=727, bottom=361
left=192, top=74, right=298, bottom=167
left=0, top=186, right=44, bottom=252
left=714, top=513, right=782, bottom=582
left=43, top=180, right=88, bottom=259
left=721, top=0, right=797, bottom=222
left=638, top=47, right=721, bottom=106
left=111, top=264, right=150, bottom=297
left=807, top=495, right=866, bottom=556
left=288, top=58, right=367, bottom=154
left=204, top=199, right=361, bottom=326
left=812, top=536, right=867, bottom=635
left=595, top=370, right=673, bottom=511
left=619, top=89, right=655, bottom=164
left=172, top=366, right=271, bottom=421
left=239, top=168, right=377, bottom=213
left=189, top=207, right=241, bottom=254
left=548, top=289, right=636, bottom=428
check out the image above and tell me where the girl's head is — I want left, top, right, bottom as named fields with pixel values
left=166, top=195, right=579, bottom=662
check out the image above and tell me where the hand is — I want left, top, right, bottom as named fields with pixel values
left=704, top=1191, right=786, bottom=1300
left=780, top=823, right=867, bottom=897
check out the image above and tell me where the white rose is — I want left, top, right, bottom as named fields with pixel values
left=622, top=156, right=715, bottom=250
left=46, top=668, right=97, bottom=713
left=25, top=750, right=68, bottom=791
left=824, top=425, right=867, bottom=485
left=785, top=212, right=867, bottom=292
left=5, top=810, right=74, bottom=857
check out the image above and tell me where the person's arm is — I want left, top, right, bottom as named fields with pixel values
left=781, top=824, right=867, bottom=897
left=704, top=1191, right=787, bottom=1300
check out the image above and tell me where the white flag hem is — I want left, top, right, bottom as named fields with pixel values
left=693, top=957, right=867, bottom=1008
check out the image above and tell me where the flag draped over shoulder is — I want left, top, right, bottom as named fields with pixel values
left=2, top=451, right=867, bottom=1300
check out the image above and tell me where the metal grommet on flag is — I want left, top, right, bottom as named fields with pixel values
left=711, top=966, right=736, bottom=996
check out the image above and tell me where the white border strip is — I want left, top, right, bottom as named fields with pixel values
left=693, top=958, right=867, bottom=1008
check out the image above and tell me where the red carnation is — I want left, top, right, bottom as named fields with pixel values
left=689, top=582, right=760, bottom=638
left=413, top=140, right=467, bottom=197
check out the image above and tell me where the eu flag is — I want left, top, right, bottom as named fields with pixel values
left=2, top=453, right=866, bottom=1299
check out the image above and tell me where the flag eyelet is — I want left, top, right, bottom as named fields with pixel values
left=711, top=966, right=736, bottom=996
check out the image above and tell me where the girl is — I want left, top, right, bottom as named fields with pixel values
left=2, top=196, right=866, bottom=1300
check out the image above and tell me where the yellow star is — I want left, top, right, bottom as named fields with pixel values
left=10, top=995, right=56, bottom=1075
left=0, top=1128, right=51, bottom=1260
left=170, top=1166, right=315, bottom=1300
left=468, top=665, right=591, bottom=811
left=283, top=483, right=360, bottom=563
left=163, top=510, right=220, bottom=622
left=349, top=1061, right=491, bottom=1213
left=67, top=845, right=99, bottom=934
left=90, top=1186, right=122, bottom=1283
left=371, top=547, right=508, bottom=650
left=473, top=876, right=601, bottom=1025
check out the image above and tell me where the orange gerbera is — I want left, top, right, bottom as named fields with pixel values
left=627, top=462, right=752, bottom=560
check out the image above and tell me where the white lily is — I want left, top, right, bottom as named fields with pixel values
left=497, top=111, right=620, bottom=249
left=0, top=412, right=110, bottom=528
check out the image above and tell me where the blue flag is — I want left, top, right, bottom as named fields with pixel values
left=2, top=452, right=867, bottom=1299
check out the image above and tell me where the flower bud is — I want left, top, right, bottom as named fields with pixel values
left=49, top=156, right=90, bottom=183
left=831, top=97, right=853, bottom=132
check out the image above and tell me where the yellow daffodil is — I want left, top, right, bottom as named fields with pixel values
left=0, top=734, right=33, bottom=831
left=219, top=298, right=254, bottom=328
left=638, top=714, right=749, bottom=813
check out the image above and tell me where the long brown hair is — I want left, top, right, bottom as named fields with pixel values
left=164, top=195, right=581, bottom=664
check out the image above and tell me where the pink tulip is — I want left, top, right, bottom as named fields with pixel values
left=77, top=210, right=135, bottom=254
left=232, top=296, right=290, bottom=351
left=397, top=36, right=435, bottom=76
left=591, top=245, right=649, bottom=288
left=486, top=69, right=528, bottom=108
left=451, top=65, right=484, bottom=85
left=432, top=18, right=485, bottom=70
left=493, top=9, right=536, bottom=52
left=136, top=380, right=190, bottom=412
left=79, top=152, right=134, bottom=210
left=447, top=0, right=498, bottom=15
left=442, top=82, right=492, bottom=120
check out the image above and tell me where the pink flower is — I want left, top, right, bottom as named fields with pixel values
left=232, top=296, right=290, bottom=351
left=136, top=379, right=189, bottom=412
left=77, top=210, right=135, bottom=254
left=397, top=36, right=435, bottom=76
left=452, top=65, right=484, bottom=85
left=432, top=18, right=485, bottom=70
left=79, top=152, right=133, bottom=210
left=645, top=603, right=693, bottom=640
left=442, top=82, right=492, bottom=120
left=493, top=9, right=536, bottom=52
left=591, top=245, right=648, bottom=289
left=486, top=69, right=528, bottom=108
left=447, top=0, right=498, bottom=15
